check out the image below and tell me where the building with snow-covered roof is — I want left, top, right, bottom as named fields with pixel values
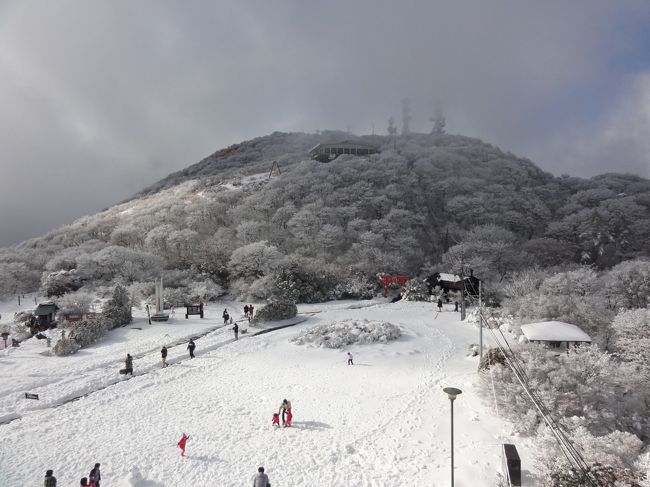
left=309, top=140, right=380, bottom=162
left=425, top=271, right=480, bottom=298
left=520, top=321, right=591, bottom=349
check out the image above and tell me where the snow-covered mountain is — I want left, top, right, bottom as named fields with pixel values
left=1, top=131, right=649, bottom=303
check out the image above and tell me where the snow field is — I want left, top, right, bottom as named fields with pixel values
left=0, top=301, right=523, bottom=486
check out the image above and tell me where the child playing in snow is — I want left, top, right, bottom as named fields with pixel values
left=347, top=352, right=354, bottom=365
left=272, top=413, right=280, bottom=427
left=284, top=409, right=293, bottom=427
left=177, top=433, right=190, bottom=456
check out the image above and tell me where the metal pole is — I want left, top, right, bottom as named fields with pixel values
left=479, top=280, right=483, bottom=363
left=451, top=398, right=455, bottom=487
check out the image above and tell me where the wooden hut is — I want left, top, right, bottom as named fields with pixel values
left=33, top=302, right=59, bottom=329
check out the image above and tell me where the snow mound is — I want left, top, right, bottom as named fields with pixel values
left=291, top=318, right=401, bottom=348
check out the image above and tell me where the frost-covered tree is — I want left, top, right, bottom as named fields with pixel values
left=41, top=269, right=83, bottom=297
left=611, top=308, right=650, bottom=371
left=603, top=259, right=650, bottom=309
left=102, top=284, right=132, bottom=329
left=402, top=278, right=430, bottom=301
left=228, top=241, right=284, bottom=281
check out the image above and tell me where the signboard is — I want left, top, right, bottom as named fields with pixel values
left=24, top=393, right=39, bottom=400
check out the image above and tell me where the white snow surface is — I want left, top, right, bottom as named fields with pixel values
left=0, top=299, right=534, bottom=486
left=521, top=320, right=592, bottom=342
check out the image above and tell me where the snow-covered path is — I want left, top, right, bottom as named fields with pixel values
left=0, top=300, right=518, bottom=486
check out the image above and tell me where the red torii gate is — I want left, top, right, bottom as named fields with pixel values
left=379, top=275, right=411, bottom=297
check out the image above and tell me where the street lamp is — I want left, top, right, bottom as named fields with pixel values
left=443, top=387, right=462, bottom=487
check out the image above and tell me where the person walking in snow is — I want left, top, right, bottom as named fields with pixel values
left=222, top=308, right=229, bottom=324
left=44, top=469, right=57, bottom=487
left=125, top=354, right=133, bottom=375
left=279, top=398, right=292, bottom=426
left=253, top=466, right=270, bottom=487
left=170, top=304, right=176, bottom=317
left=249, top=305, right=254, bottom=318
left=437, top=298, right=443, bottom=312
left=178, top=433, right=190, bottom=456
left=454, top=301, right=459, bottom=312
left=88, top=463, right=101, bottom=487
left=233, top=322, right=239, bottom=341
left=187, top=339, right=196, bottom=359
left=244, top=304, right=249, bottom=318
left=161, top=346, right=168, bottom=368
left=347, top=352, right=354, bottom=365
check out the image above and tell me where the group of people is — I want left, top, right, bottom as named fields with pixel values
left=273, top=398, right=292, bottom=427
left=121, top=338, right=198, bottom=374
left=43, top=463, right=100, bottom=487
left=243, top=304, right=255, bottom=321
left=436, top=297, right=461, bottom=312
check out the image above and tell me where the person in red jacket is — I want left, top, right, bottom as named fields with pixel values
left=284, top=408, right=293, bottom=427
left=178, top=433, right=190, bottom=456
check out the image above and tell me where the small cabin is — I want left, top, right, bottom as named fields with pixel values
left=309, top=141, right=380, bottom=162
left=520, top=321, right=592, bottom=349
left=426, top=272, right=480, bottom=298
left=33, top=302, right=59, bottom=329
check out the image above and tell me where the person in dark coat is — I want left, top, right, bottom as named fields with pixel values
left=222, top=309, right=229, bottom=324
left=125, top=354, right=133, bottom=375
left=187, top=339, right=196, bottom=359
left=89, top=463, right=101, bottom=487
left=437, top=298, right=443, bottom=312
left=161, top=346, right=168, bottom=368
left=279, top=399, right=292, bottom=425
left=243, top=304, right=249, bottom=318
left=44, top=469, right=57, bottom=487
left=454, top=301, right=459, bottom=312
left=253, top=466, right=270, bottom=487
left=233, top=322, right=239, bottom=341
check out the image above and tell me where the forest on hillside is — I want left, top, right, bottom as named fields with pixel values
left=0, top=131, right=649, bottom=315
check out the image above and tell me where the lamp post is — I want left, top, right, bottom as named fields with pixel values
left=443, top=387, right=462, bottom=487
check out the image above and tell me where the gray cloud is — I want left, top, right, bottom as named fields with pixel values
left=1, top=0, right=649, bottom=246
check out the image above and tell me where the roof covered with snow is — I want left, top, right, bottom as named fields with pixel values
left=520, top=321, right=592, bottom=342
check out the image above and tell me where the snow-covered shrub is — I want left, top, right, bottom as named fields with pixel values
left=537, top=422, right=645, bottom=487
left=270, top=259, right=336, bottom=303
left=401, top=278, right=430, bottom=301
left=291, top=319, right=401, bottom=348
left=10, top=321, right=31, bottom=341
left=329, top=273, right=376, bottom=300
left=53, top=336, right=81, bottom=356
left=101, top=284, right=132, bottom=329
left=41, top=269, right=83, bottom=297
left=252, top=301, right=297, bottom=323
left=57, top=291, right=94, bottom=314
left=67, top=317, right=108, bottom=348
left=187, top=279, right=225, bottom=302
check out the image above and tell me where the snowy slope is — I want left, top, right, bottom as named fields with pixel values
left=0, top=300, right=533, bottom=486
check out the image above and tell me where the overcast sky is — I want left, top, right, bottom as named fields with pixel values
left=1, top=1, right=650, bottom=247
